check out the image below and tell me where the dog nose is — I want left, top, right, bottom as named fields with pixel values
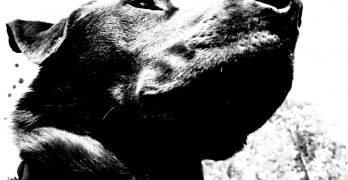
left=255, top=0, right=291, bottom=9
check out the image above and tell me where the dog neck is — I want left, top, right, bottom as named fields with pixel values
left=13, top=61, right=113, bottom=135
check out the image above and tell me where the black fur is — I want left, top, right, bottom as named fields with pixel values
left=7, top=0, right=303, bottom=179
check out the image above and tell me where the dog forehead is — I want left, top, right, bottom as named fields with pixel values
left=79, top=0, right=225, bottom=13
left=170, top=0, right=223, bottom=9
left=83, top=0, right=122, bottom=7
left=73, top=0, right=123, bottom=21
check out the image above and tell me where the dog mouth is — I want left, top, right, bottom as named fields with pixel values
left=135, top=15, right=300, bottom=98
left=129, top=0, right=302, bottom=115
left=135, top=29, right=294, bottom=100
left=135, top=41, right=295, bottom=122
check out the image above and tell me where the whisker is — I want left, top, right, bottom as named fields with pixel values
left=103, top=107, right=116, bottom=120
left=56, top=87, right=67, bottom=94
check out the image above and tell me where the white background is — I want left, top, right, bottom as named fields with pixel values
left=0, top=0, right=348, bottom=178
left=0, top=0, right=91, bottom=178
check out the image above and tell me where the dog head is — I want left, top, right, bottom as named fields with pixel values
left=7, top=0, right=302, bottom=142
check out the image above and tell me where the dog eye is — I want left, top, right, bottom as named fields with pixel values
left=129, top=0, right=163, bottom=11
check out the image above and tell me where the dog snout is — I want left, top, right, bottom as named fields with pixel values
left=253, top=0, right=303, bottom=28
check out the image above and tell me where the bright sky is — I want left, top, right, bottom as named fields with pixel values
left=290, top=0, right=348, bottom=120
left=0, top=0, right=348, bottom=178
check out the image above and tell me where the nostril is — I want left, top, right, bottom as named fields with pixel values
left=255, top=0, right=291, bottom=9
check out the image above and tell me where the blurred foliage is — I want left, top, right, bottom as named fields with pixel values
left=203, top=100, right=348, bottom=180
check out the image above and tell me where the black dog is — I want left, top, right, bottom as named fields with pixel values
left=7, top=0, right=302, bottom=179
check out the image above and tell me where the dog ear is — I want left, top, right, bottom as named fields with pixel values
left=6, top=19, right=68, bottom=65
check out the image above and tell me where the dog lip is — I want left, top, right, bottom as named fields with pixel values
left=136, top=80, right=184, bottom=96
left=255, top=1, right=292, bottom=14
left=137, top=86, right=161, bottom=96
